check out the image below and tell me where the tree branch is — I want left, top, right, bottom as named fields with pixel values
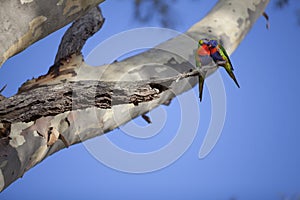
left=0, top=0, right=270, bottom=192
left=0, top=65, right=202, bottom=124
left=0, top=0, right=105, bottom=67
left=54, top=6, right=105, bottom=65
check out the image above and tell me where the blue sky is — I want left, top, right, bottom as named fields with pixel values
left=1, top=0, right=300, bottom=199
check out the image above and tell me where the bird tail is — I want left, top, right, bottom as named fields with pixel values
left=228, top=71, right=240, bottom=88
left=198, top=72, right=206, bottom=102
left=222, top=65, right=240, bottom=88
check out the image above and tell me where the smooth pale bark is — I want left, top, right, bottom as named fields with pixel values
left=0, top=0, right=269, bottom=192
left=0, top=0, right=105, bottom=67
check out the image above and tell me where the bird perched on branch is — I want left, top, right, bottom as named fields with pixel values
left=195, top=39, right=212, bottom=101
left=195, top=38, right=240, bottom=101
left=207, top=39, right=240, bottom=88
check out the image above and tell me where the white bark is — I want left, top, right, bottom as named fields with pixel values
left=0, top=0, right=105, bottom=67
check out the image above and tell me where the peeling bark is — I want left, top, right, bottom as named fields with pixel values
left=0, top=0, right=270, bottom=192
left=0, top=61, right=200, bottom=124
left=0, top=72, right=174, bottom=123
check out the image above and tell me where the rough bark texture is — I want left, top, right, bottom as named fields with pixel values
left=0, top=0, right=105, bottom=67
left=0, top=70, right=182, bottom=123
left=0, top=0, right=270, bottom=192
left=54, top=6, right=105, bottom=65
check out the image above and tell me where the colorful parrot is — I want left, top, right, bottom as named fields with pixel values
left=207, top=39, right=240, bottom=88
left=195, top=38, right=240, bottom=101
left=195, top=39, right=213, bottom=101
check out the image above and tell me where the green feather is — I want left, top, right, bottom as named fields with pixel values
left=217, top=43, right=240, bottom=88
left=218, top=44, right=234, bottom=71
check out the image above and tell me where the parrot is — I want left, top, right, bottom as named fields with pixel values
left=195, top=38, right=213, bottom=101
left=195, top=38, right=240, bottom=102
left=207, top=39, right=240, bottom=88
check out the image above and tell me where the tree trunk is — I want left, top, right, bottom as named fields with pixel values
left=0, top=0, right=269, bottom=192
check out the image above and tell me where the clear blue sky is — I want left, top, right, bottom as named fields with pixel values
left=1, top=1, right=300, bottom=199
